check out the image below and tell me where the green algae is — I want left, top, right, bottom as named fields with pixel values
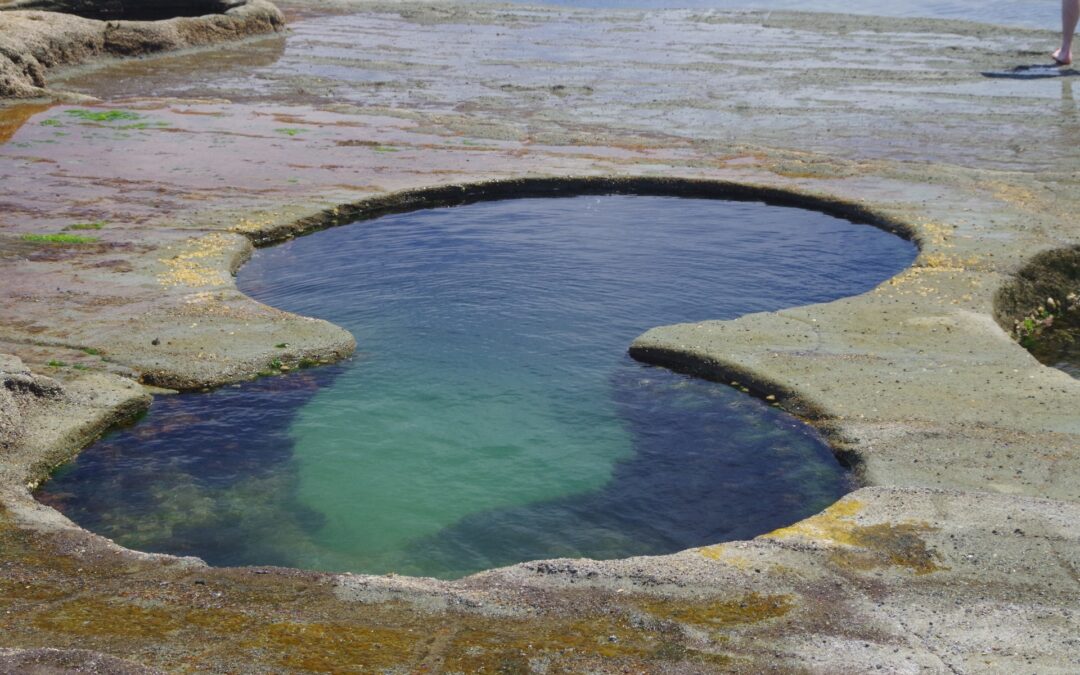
left=118, top=121, right=170, bottom=130
left=21, top=233, right=98, bottom=245
left=64, top=109, right=141, bottom=123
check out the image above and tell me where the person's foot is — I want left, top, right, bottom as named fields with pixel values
left=1053, top=48, right=1072, bottom=66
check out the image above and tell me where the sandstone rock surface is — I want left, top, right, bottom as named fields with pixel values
left=0, top=0, right=283, bottom=98
left=0, top=1, right=1078, bottom=671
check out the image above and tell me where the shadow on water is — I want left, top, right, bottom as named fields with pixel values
left=982, top=64, right=1080, bottom=79
left=39, top=195, right=916, bottom=578
left=37, top=366, right=346, bottom=568
left=406, top=361, right=848, bottom=578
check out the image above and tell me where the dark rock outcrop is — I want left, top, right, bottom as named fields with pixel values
left=0, top=0, right=284, bottom=98
left=4, top=0, right=233, bottom=21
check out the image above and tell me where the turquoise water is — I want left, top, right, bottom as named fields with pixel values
left=40, top=195, right=916, bottom=578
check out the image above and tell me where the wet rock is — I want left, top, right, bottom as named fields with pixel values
left=0, top=0, right=283, bottom=98
left=5, top=0, right=234, bottom=21
left=0, top=354, right=64, bottom=452
left=0, top=383, right=19, bottom=452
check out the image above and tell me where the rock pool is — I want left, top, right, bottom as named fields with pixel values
left=39, top=195, right=916, bottom=578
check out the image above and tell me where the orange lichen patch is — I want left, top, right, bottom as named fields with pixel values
left=986, top=180, right=1040, bottom=210
left=640, top=593, right=794, bottom=630
left=443, top=619, right=645, bottom=671
left=14, top=574, right=766, bottom=672
left=0, top=103, right=54, bottom=145
left=827, top=522, right=944, bottom=575
left=874, top=263, right=984, bottom=304
left=32, top=598, right=187, bottom=640
left=183, top=608, right=258, bottom=634
left=699, top=544, right=727, bottom=561
left=918, top=252, right=984, bottom=271
left=251, top=621, right=418, bottom=672
left=230, top=211, right=291, bottom=234
left=698, top=544, right=754, bottom=570
left=0, top=579, right=68, bottom=603
left=768, top=498, right=864, bottom=541
left=438, top=614, right=740, bottom=671
left=767, top=499, right=944, bottom=575
left=157, top=233, right=235, bottom=288
left=916, top=221, right=954, bottom=249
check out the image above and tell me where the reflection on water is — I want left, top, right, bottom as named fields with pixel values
left=408, top=367, right=847, bottom=578
left=40, top=196, right=916, bottom=578
left=519, top=0, right=1058, bottom=28
left=49, top=35, right=288, bottom=101
left=0, top=103, right=55, bottom=145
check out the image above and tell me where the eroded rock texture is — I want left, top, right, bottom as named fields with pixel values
left=0, top=0, right=283, bottom=98
left=0, top=354, right=62, bottom=453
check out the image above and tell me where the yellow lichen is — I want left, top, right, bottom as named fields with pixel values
left=768, top=499, right=864, bottom=542
left=32, top=598, right=186, bottom=639
left=640, top=593, right=794, bottom=629
left=697, top=544, right=753, bottom=570
left=919, top=252, right=983, bottom=271
left=986, top=181, right=1038, bottom=210
left=766, top=499, right=943, bottom=575
left=157, top=233, right=234, bottom=288
left=916, top=221, right=953, bottom=248
left=230, top=213, right=281, bottom=233
left=253, top=621, right=417, bottom=672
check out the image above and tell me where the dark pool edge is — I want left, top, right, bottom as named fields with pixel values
left=993, top=244, right=1080, bottom=369
left=8, top=175, right=918, bottom=565
left=225, top=174, right=917, bottom=483
left=243, top=175, right=921, bottom=249
left=626, top=343, right=866, bottom=474
left=130, top=175, right=919, bottom=391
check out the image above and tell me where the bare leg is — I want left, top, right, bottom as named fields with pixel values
left=1055, top=0, right=1080, bottom=65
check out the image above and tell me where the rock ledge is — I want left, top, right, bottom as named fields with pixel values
left=0, top=0, right=284, bottom=98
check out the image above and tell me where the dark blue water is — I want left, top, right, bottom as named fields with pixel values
left=39, top=195, right=916, bottom=578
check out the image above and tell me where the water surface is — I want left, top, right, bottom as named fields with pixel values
left=515, top=0, right=1058, bottom=29
left=40, top=195, right=916, bottom=578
